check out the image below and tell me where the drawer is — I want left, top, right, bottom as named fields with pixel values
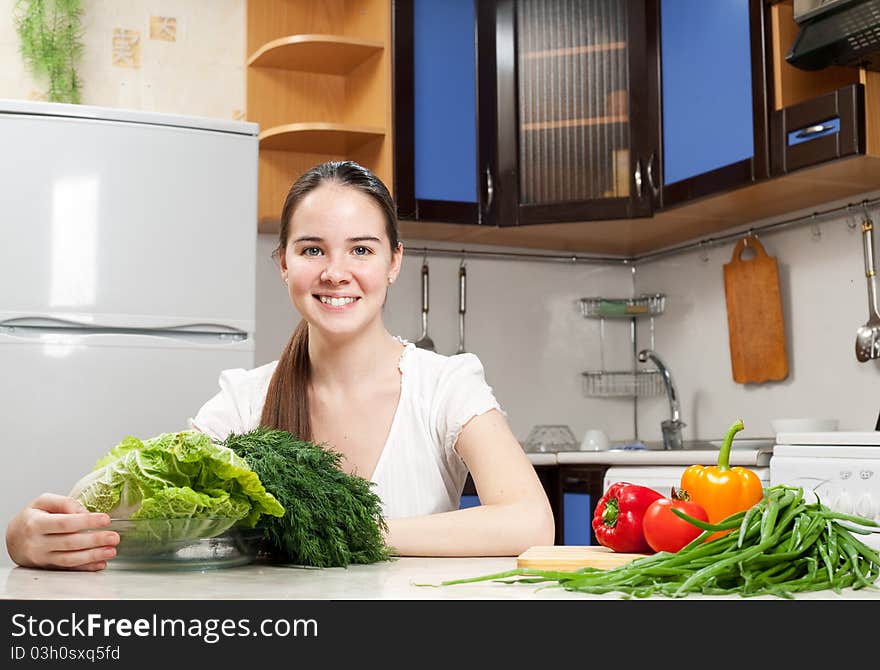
left=770, top=83, right=865, bottom=175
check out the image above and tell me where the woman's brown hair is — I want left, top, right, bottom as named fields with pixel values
left=259, top=161, right=401, bottom=440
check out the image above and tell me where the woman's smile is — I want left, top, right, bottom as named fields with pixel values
left=314, top=293, right=361, bottom=310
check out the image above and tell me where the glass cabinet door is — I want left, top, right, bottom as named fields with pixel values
left=497, top=0, right=657, bottom=225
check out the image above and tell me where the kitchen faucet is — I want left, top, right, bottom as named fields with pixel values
left=638, top=349, right=685, bottom=450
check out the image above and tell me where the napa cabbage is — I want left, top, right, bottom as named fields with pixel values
left=69, top=430, right=285, bottom=538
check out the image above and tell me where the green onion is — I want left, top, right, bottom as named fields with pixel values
left=433, top=485, right=880, bottom=599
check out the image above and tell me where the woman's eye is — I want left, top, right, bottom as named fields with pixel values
left=353, top=246, right=372, bottom=256
left=302, top=247, right=322, bottom=257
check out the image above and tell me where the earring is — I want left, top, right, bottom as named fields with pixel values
left=387, top=275, right=394, bottom=285
left=283, top=276, right=288, bottom=284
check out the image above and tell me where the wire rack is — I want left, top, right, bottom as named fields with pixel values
left=579, top=294, right=666, bottom=319
left=581, top=369, right=665, bottom=398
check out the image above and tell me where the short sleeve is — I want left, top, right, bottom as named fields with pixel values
left=433, top=353, right=505, bottom=459
left=187, top=363, right=276, bottom=441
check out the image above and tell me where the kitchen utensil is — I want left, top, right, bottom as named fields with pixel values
left=93, top=518, right=263, bottom=570
left=455, top=260, right=467, bottom=354
left=723, top=235, right=789, bottom=383
left=517, top=545, right=648, bottom=571
left=855, top=212, right=880, bottom=362
left=523, top=425, right=578, bottom=453
left=579, top=428, right=610, bottom=451
left=413, top=256, right=435, bottom=351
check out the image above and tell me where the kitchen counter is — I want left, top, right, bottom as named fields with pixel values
left=1, top=558, right=877, bottom=600
left=556, top=446, right=773, bottom=467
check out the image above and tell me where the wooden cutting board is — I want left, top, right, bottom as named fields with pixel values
left=723, top=236, right=789, bottom=384
left=517, top=546, right=649, bottom=571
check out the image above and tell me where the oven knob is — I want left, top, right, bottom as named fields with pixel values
left=859, top=470, right=874, bottom=480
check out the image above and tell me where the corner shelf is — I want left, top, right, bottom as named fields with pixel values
left=259, top=123, right=385, bottom=153
left=247, top=34, right=384, bottom=74
left=579, top=294, right=666, bottom=400
left=246, top=0, right=392, bottom=232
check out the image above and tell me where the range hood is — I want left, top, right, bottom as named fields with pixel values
left=786, top=0, right=880, bottom=71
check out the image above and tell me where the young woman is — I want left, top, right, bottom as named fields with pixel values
left=5, top=161, right=554, bottom=570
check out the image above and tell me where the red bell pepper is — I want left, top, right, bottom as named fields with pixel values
left=592, top=482, right=663, bottom=553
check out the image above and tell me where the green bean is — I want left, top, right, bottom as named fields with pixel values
left=431, top=484, right=880, bottom=598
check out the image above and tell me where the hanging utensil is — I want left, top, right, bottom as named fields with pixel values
left=855, top=209, right=880, bottom=362
left=456, top=259, right=467, bottom=354
left=414, top=253, right=435, bottom=351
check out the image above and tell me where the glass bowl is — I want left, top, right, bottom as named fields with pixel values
left=99, top=517, right=265, bottom=571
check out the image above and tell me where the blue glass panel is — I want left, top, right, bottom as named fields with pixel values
left=563, top=492, right=591, bottom=546
left=413, top=0, right=478, bottom=202
left=459, top=495, right=481, bottom=510
left=661, top=0, right=754, bottom=185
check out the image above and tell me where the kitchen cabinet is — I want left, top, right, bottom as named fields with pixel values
left=394, top=0, right=658, bottom=228
left=767, top=1, right=872, bottom=177
left=391, top=0, right=880, bottom=257
left=655, top=0, right=771, bottom=208
left=247, top=0, right=393, bottom=232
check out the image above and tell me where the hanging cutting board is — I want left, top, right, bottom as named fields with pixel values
left=516, top=546, right=649, bottom=571
left=723, top=236, right=789, bottom=384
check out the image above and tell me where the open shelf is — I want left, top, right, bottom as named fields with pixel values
left=247, top=34, right=384, bottom=74
left=259, top=123, right=385, bottom=153
left=246, top=0, right=392, bottom=229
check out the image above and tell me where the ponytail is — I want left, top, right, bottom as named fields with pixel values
left=260, top=319, right=312, bottom=440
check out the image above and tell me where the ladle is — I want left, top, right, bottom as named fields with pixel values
left=414, top=255, right=435, bottom=351
left=856, top=209, right=880, bottom=362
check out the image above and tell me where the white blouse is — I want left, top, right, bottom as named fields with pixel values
left=188, top=339, right=504, bottom=520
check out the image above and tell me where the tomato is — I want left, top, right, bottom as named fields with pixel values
left=642, top=495, right=709, bottom=553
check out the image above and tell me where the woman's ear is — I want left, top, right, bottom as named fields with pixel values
left=389, top=242, right=404, bottom=282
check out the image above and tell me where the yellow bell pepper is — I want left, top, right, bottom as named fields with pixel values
left=680, top=419, right=764, bottom=537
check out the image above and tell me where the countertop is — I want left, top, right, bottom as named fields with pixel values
left=528, top=445, right=773, bottom=467
left=2, top=557, right=877, bottom=600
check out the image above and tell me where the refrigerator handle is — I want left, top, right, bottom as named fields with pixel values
left=1, top=316, right=248, bottom=342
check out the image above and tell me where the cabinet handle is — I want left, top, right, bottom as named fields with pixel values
left=634, top=159, right=644, bottom=199
left=646, top=152, right=660, bottom=198
left=485, top=166, right=494, bottom=210
left=795, top=124, right=832, bottom=139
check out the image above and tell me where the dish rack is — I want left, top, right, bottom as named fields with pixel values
left=579, top=293, right=666, bottom=399
left=581, top=370, right=665, bottom=397
left=579, top=294, right=665, bottom=318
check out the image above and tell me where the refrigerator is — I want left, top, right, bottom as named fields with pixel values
left=0, top=99, right=259, bottom=556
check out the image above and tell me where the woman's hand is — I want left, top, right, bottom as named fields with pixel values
left=5, top=493, right=119, bottom=571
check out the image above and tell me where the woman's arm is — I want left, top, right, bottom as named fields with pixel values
left=5, top=493, right=119, bottom=570
left=383, top=409, right=555, bottom=557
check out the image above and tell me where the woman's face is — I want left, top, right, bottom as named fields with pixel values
left=280, top=183, right=402, bottom=341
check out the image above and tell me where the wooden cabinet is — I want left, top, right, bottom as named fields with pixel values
left=247, top=0, right=393, bottom=233
left=394, top=0, right=658, bottom=228
left=654, top=0, right=770, bottom=208
left=391, top=0, right=880, bottom=258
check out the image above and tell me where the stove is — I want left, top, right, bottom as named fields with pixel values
left=770, top=431, right=880, bottom=549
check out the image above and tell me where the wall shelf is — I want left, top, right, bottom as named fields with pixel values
left=247, top=34, right=384, bottom=74
left=246, top=0, right=392, bottom=230
left=259, top=123, right=385, bottom=153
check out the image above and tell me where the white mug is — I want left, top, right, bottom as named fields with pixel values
left=580, top=429, right=610, bottom=451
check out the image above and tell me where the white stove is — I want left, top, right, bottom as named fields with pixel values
left=770, top=431, right=880, bottom=549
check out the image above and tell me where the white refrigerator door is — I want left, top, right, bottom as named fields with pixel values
left=0, top=105, right=257, bottom=331
left=0, top=330, right=254, bottom=561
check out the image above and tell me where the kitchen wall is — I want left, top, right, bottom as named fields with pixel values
left=0, top=0, right=245, bottom=120
left=635, top=193, right=880, bottom=442
left=2, top=2, right=878, bottom=446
